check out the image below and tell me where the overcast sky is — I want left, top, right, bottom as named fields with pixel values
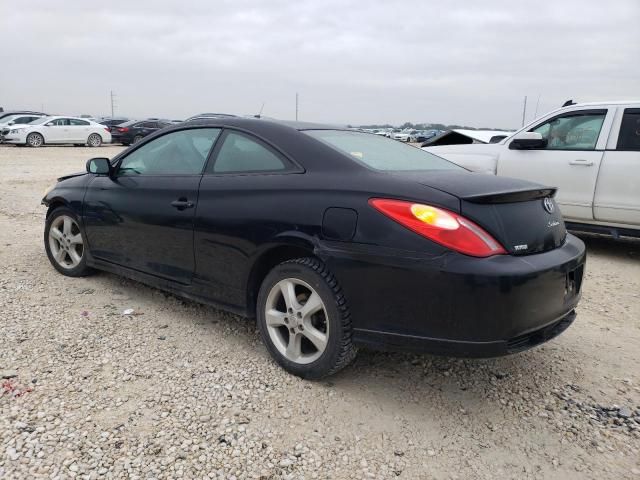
left=1, top=1, right=638, bottom=128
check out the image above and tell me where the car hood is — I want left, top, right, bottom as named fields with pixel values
left=58, top=171, right=87, bottom=182
left=5, top=124, right=34, bottom=130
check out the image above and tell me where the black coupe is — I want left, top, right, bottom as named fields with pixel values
left=42, top=118, right=586, bottom=378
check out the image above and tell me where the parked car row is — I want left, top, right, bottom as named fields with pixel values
left=359, top=127, right=443, bottom=143
left=0, top=111, right=243, bottom=146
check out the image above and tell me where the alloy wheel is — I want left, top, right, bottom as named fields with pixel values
left=27, top=133, right=43, bottom=147
left=265, top=278, right=329, bottom=364
left=48, top=215, right=84, bottom=269
left=88, top=134, right=101, bottom=147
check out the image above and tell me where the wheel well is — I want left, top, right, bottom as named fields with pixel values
left=46, top=201, right=66, bottom=218
left=246, top=244, right=316, bottom=317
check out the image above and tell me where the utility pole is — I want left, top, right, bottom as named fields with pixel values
left=295, top=92, right=299, bottom=121
left=521, top=95, right=528, bottom=127
left=533, top=94, right=541, bottom=119
left=110, top=91, right=116, bottom=118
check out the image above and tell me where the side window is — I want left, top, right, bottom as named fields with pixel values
left=118, top=128, right=221, bottom=176
left=531, top=111, right=606, bottom=150
left=69, top=119, right=90, bottom=126
left=616, top=109, right=640, bottom=151
left=209, top=132, right=288, bottom=173
left=142, top=122, right=157, bottom=129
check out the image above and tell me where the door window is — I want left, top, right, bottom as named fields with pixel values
left=69, top=119, right=90, bottom=126
left=47, top=118, right=71, bottom=126
left=209, top=131, right=288, bottom=173
left=531, top=111, right=606, bottom=150
left=616, top=109, right=640, bottom=151
left=118, top=128, right=221, bottom=176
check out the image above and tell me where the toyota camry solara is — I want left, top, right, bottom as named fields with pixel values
left=42, top=118, right=586, bottom=378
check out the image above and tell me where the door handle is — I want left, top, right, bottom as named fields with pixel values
left=569, top=159, right=594, bottom=166
left=171, top=199, right=194, bottom=210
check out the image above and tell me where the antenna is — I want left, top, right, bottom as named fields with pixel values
left=257, top=102, right=265, bottom=118
left=295, top=92, right=299, bottom=121
left=521, top=95, right=528, bottom=127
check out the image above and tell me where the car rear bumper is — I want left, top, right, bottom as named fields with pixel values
left=354, top=309, right=576, bottom=357
left=319, top=233, right=586, bottom=357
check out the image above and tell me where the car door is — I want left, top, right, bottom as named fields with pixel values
left=83, top=127, right=221, bottom=284
left=498, top=108, right=612, bottom=221
left=193, top=130, right=300, bottom=306
left=43, top=118, right=70, bottom=143
left=68, top=119, right=91, bottom=142
left=593, top=107, right=640, bottom=226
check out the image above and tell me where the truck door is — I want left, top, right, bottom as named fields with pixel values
left=498, top=108, right=612, bottom=222
left=594, top=107, right=640, bottom=227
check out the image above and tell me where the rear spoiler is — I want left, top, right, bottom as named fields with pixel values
left=463, top=187, right=556, bottom=204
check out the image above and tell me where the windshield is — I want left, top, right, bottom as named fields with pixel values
left=28, top=117, right=50, bottom=125
left=305, top=130, right=463, bottom=172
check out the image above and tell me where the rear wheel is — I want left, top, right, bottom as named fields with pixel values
left=87, top=133, right=102, bottom=147
left=26, top=132, right=44, bottom=147
left=257, top=257, right=356, bottom=379
left=44, top=207, right=94, bottom=277
left=133, top=135, right=143, bottom=144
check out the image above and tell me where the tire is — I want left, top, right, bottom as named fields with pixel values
left=256, top=257, right=356, bottom=379
left=44, top=207, right=94, bottom=277
left=26, top=132, right=44, bottom=147
left=87, top=133, right=102, bottom=147
left=133, top=135, right=143, bottom=144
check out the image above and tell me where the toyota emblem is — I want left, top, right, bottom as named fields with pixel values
left=543, top=197, right=555, bottom=214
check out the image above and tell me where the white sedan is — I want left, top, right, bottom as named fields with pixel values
left=4, top=116, right=112, bottom=147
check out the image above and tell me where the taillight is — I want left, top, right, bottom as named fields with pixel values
left=117, top=127, right=129, bottom=132
left=104, top=128, right=109, bottom=132
left=369, top=198, right=506, bottom=257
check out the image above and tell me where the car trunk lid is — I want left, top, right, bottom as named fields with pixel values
left=393, top=170, right=567, bottom=255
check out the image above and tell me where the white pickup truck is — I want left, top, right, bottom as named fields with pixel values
left=426, top=101, right=640, bottom=237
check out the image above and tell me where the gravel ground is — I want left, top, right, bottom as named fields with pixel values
left=1, top=144, right=639, bottom=479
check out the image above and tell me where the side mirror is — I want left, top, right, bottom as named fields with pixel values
left=8, top=121, right=14, bottom=125
left=509, top=131, right=547, bottom=150
left=86, top=157, right=111, bottom=175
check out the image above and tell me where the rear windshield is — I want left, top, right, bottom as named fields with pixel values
left=304, top=130, right=462, bottom=172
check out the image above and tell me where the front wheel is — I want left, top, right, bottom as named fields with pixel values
left=26, top=132, right=44, bottom=147
left=44, top=207, right=94, bottom=277
left=87, top=133, right=102, bottom=147
left=256, top=257, right=356, bottom=379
